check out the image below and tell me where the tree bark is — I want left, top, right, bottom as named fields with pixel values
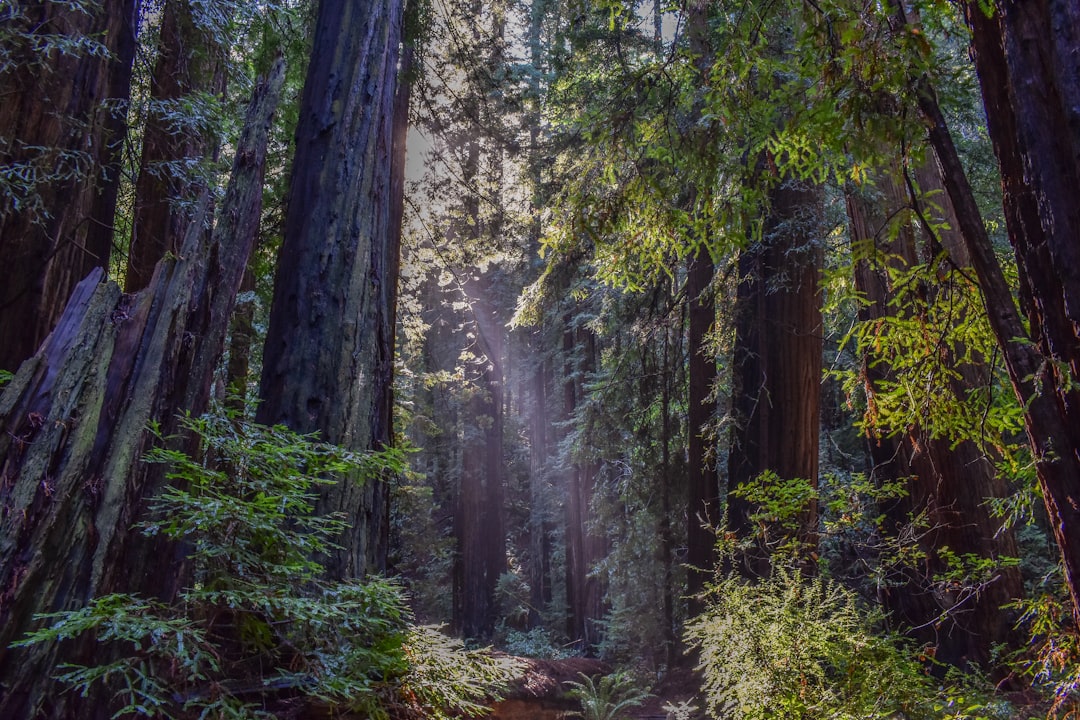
left=906, top=1, right=1080, bottom=622
left=0, top=0, right=138, bottom=371
left=684, top=0, right=720, bottom=605
left=846, top=158, right=1022, bottom=669
left=727, top=177, right=824, bottom=576
left=686, top=248, right=718, bottom=600
left=256, top=0, right=406, bottom=578
left=125, top=0, right=227, bottom=292
left=0, top=62, right=284, bottom=718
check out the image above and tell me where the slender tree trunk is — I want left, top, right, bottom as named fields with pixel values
left=454, top=274, right=507, bottom=640
left=125, top=0, right=227, bottom=292
left=0, top=0, right=138, bottom=371
left=684, top=0, right=720, bottom=605
left=256, top=0, right=406, bottom=578
left=224, top=266, right=256, bottom=411
left=686, top=249, right=718, bottom=600
left=528, top=357, right=553, bottom=624
left=659, top=321, right=677, bottom=665
left=0, top=63, right=284, bottom=718
left=562, top=324, right=605, bottom=651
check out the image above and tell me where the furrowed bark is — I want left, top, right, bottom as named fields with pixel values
left=256, top=0, right=406, bottom=578
left=0, top=61, right=284, bottom=718
left=0, top=0, right=138, bottom=372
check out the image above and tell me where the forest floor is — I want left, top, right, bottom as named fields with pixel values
left=492, top=657, right=703, bottom=720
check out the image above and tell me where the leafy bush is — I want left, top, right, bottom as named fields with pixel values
left=1011, top=572, right=1080, bottom=718
left=501, top=626, right=572, bottom=659
left=15, top=408, right=519, bottom=719
left=397, top=625, right=523, bottom=719
left=685, top=570, right=1010, bottom=720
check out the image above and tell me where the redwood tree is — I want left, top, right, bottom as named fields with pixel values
left=125, top=0, right=227, bottom=292
left=256, top=0, right=407, bottom=578
left=0, top=63, right=284, bottom=718
left=905, top=0, right=1080, bottom=622
left=846, top=158, right=1022, bottom=668
left=0, top=0, right=138, bottom=371
left=727, top=178, right=824, bottom=576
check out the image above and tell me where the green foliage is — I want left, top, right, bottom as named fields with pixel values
left=500, top=626, right=572, bottom=660
left=564, top=672, right=650, bottom=720
left=835, top=256, right=1024, bottom=457
left=686, top=570, right=1010, bottom=720
left=0, top=368, right=12, bottom=388
left=729, top=470, right=818, bottom=564
left=1010, top=569, right=1080, bottom=718
left=398, top=625, right=523, bottom=719
left=661, top=699, right=699, bottom=720
left=15, top=407, right=514, bottom=719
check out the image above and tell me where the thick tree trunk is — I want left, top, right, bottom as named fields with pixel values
left=256, top=0, right=406, bottom=578
left=125, top=0, right=227, bottom=292
left=957, top=0, right=1080, bottom=622
left=846, top=160, right=1022, bottom=669
left=727, top=177, right=824, bottom=576
left=905, top=1, right=1080, bottom=622
left=0, top=0, right=138, bottom=371
left=0, top=63, right=284, bottom=718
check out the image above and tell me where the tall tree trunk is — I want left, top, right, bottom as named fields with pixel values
left=125, top=0, right=227, bottom=292
left=0, top=63, right=284, bottom=718
left=256, top=0, right=406, bottom=578
left=958, top=0, right=1080, bottom=622
left=528, top=356, right=553, bottom=624
left=727, top=178, right=824, bottom=576
left=904, top=1, right=1080, bottom=622
left=659, top=320, right=678, bottom=665
left=224, top=266, right=256, bottom=411
left=0, top=0, right=138, bottom=371
left=562, top=323, right=606, bottom=651
left=686, top=248, right=718, bottom=600
left=453, top=273, right=507, bottom=640
left=846, top=158, right=1022, bottom=669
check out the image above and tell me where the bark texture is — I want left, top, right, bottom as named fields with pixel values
left=686, top=248, right=718, bottom=600
left=727, top=178, right=824, bottom=576
left=0, top=62, right=284, bottom=718
left=0, top=0, right=138, bottom=371
left=125, top=0, right=227, bottom=292
left=846, top=159, right=1022, bottom=668
left=907, top=1, right=1080, bottom=621
left=257, top=0, right=406, bottom=578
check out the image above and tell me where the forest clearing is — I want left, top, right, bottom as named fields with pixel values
left=2, top=0, right=1080, bottom=717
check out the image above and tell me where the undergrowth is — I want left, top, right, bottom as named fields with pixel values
left=15, top=407, right=521, bottom=718
left=686, top=569, right=1013, bottom=720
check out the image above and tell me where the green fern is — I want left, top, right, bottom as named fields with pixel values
left=564, top=672, right=650, bottom=720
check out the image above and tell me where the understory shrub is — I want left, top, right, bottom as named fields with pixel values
left=15, top=408, right=520, bottom=718
left=685, top=569, right=1011, bottom=720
